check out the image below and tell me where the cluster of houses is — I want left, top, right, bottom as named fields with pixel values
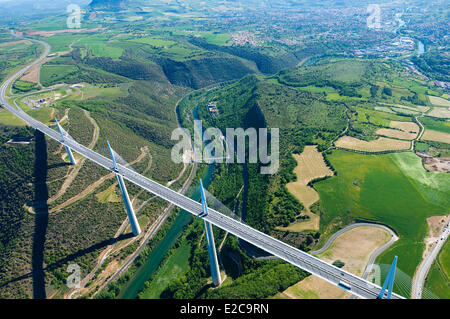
left=354, top=36, right=416, bottom=58
left=403, top=60, right=430, bottom=80
left=208, top=102, right=219, bottom=117
left=231, top=31, right=260, bottom=46
left=434, top=81, right=450, bottom=91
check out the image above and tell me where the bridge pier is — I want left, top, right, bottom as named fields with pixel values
left=116, top=173, right=141, bottom=236
left=377, top=256, right=398, bottom=299
left=64, top=145, right=76, bottom=165
left=55, top=119, right=76, bottom=165
left=107, top=141, right=141, bottom=237
left=204, top=220, right=222, bottom=287
left=199, top=179, right=222, bottom=287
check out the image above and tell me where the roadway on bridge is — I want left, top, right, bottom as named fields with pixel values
left=0, top=38, right=404, bottom=300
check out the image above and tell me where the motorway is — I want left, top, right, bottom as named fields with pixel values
left=412, top=220, right=449, bottom=299
left=0, top=38, right=404, bottom=300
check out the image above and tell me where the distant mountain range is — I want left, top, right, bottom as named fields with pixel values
left=0, top=0, right=91, bottom=23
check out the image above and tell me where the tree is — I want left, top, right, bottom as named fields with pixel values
left=382, top=87, right=392, bottom=96
left=370, top=85, right=379, bottom=98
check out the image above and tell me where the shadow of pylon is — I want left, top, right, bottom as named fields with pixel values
left=31, top=130, right=49, bottom=299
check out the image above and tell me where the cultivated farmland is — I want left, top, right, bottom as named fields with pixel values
left=335, top=136, right=411, bottom=152
left=279, top=145, right=334, bottom=232
left=421, top=129, right=450, bottom=144
left=376, top=121, right=420, bottom=140
left=428, top=95, right=450, bottom=108
left=427, top=107, right=450, bottom=119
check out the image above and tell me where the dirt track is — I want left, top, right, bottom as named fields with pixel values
left=47, top=110, right=99, bottom=205
left=49, top=146, right=149, bottom=214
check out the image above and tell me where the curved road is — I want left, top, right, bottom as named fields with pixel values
left=311, top=223, right=395, bottom=254
left=1, top=37, right=404, bottom=300
left=311, top=223, right=398, bottom=280
left=311, top=222, right=398, bottom=299
left=411, top=115, right=425, bottom=151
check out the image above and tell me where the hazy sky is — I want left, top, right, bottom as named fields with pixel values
left=0, top=0, right=90, bottom=4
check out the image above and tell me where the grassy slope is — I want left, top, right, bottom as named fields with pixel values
left=424, top=239, right=450, bottom=298
left=45, top=34, right=85, bottom=54
left=40, top=64, right=79, bottom=86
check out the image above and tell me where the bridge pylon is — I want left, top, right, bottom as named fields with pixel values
left=377, top=256, right=398, bottom=299
left=200, top=179, right=222, bottom=287
left=55, top=119, right=76, bottom=165
left=107, top=141, right=141, bottom=236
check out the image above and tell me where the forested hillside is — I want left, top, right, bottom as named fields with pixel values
left=194, top=73, right=347, bottom=234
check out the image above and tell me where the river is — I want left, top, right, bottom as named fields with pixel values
left=119, top=164, right=215, bottom=299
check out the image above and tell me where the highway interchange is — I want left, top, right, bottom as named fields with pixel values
left=0, top=38, right=405, bottom=299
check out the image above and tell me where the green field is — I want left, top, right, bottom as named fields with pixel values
left=281, top=59, right=369, bottom=85
left=421, top=117, right=450, bottom=134
left=315, top=150, right=450, bottom=292
left=131, top=37, right=176, bottom=47
left=354, top=106, right=410, bottom=126
left=391, top=78, right=435, bottom=96
left=0, top=109, right=26, bottom=126
left=26, top=107, right=54, bottom=125
left=45, top=34, right=85, bottom=53
left=202, top=33, right=232, bottom=46
left=88, top=43, right=124, bottom=59
left=12, top=80, right=39, bottom=93
left=68, top=83, right=129, bottom=101
left=71, top=35, right=125, bottom=58
left=137, top=241, right=192, bottom=299
left=298, top=85, right=337, bottom=95
left=415, top=141, right=430, bottom=152
left=40, top=64, right=79, bottom=87
left=424, top=239, right=450, bottom=298
left=129, top=36, right=205, bottom=60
